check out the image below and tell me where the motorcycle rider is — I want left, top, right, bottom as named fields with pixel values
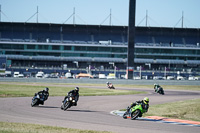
left=106, top=82, right=113, bottom=87
left=126, top=97, right=149, bottom=112
left=154, top=83, right=161, bottom=92
left=36, top=87, right=49, bottom=104
left=63, top=87, right=79, bottom=106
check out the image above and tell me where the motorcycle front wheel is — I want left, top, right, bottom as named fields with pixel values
left=63, top=102, right=71, bottom=111
left=31, top=99, right=38, bottom=107
left=123, top=111, right=128, bottom=119
left=131, top=109, right=141, bottom=120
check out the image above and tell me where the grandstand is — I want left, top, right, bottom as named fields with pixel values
left=0, top=22, right=200, bottom=77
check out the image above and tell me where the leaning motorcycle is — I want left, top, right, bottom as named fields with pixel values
left=61, top=94, right=76, bottom=111
left=123, top=103, right=147, bottom=120
left=156, top=87, right=165, bottom=95
left=107, top=84, right=115, bottom=89
left=31, top=93, right=46, bottom=107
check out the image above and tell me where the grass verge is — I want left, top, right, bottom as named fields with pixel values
left=0, top=122, right=111, bottom=133
left=115, top=84, right=200, bottom=91
left=56, top=83, right=200, bottom=91
left=0, top=82, right=144, bottom=97
left=143, top=98, right=200, bottom=122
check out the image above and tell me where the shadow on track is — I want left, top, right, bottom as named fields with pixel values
left=136, top=118, right=160, bottom=122
left=35, top=106, right=60, bottom=108
left=123, top=118, right=161, bottom=122
left=66, top=109, right=98, bottom=112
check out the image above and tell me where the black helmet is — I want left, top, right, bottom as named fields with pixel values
left=45, top=87, right=49, bottom=92
left=75, top=87, right=79, bottom=92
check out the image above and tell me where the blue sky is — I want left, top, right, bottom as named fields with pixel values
left=0, top=0, right=200, bottom=28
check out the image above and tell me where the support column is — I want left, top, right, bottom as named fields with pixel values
left=127, top=0, right=136, bottom=79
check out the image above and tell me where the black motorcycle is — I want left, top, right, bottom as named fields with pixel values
left=31, top=93, right=47, bottom=107
left=107, top=84, right=115, bottom=89
left=155, top=87, right=165, bottom=95
left=61, top=93, right=77, bottom=111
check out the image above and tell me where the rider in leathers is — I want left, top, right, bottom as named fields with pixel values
left=127, top=97, right=149, bottom=112
left=36, top=87, right=49, bottom=104
left=106, top=82, right=114, bottom=88
left=154, top=83, right=161, bottom=93
left=63, top=87, right=79, bottom=106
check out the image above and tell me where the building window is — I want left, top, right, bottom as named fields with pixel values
left=27, top=45, right=35, bottom=49
left=52, top=45, right=60, bottom=50
left=38, top=45, right=49, bottom=50
left=64, top=46, right=71, bottom=50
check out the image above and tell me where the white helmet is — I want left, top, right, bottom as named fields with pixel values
left=154, top=83, right=158, bottom=86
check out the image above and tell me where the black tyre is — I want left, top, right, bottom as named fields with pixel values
left=31, top=99, right=38, bottom=107
left=61, top=104, right=64, bottom=110
left=63, top=102, right=71, bottom=111
left=123, top=112, right=128, bottom=119
left=131, top=109, right=141, bottom=120
left=160, top=88, right=165, bottom=95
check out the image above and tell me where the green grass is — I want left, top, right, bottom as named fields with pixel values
left=56, top=83, right=200, bottom=91
left=1, top=81, right=200, bottom=97
left=0, top=82, right=144, bottom=97
left=115, top=84, right=200, bottom=91
left=161, top=85, right=200, bottom=91
left=0, top=122, right=111, bottom=133
left=144, top=98, right=200, bottom=122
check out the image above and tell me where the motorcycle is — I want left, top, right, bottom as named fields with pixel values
left=61, top=94, right=76, bottom=111
left=107, top=84, right=115, bottom=89
left=123, top=103, right=147, bottom=120
left=31, top=93, right=47, bottom=107
left=155, top=87, right=165, bottom=95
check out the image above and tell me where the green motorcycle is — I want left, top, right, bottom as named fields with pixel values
left=123, top=103, right=147, bottom=120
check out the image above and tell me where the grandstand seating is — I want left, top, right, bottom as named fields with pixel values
left=0, top=22, right=200, bottom=77
left=0, top=22, right=199, bottom=47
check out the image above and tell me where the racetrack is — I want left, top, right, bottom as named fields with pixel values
left=0, top=85, right=200, bottom=133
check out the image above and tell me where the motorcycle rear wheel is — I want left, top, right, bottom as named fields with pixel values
left=159, top=89, right=165, bottom=95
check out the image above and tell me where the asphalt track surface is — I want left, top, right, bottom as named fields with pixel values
left=0, top=85, right=200, bottom=133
